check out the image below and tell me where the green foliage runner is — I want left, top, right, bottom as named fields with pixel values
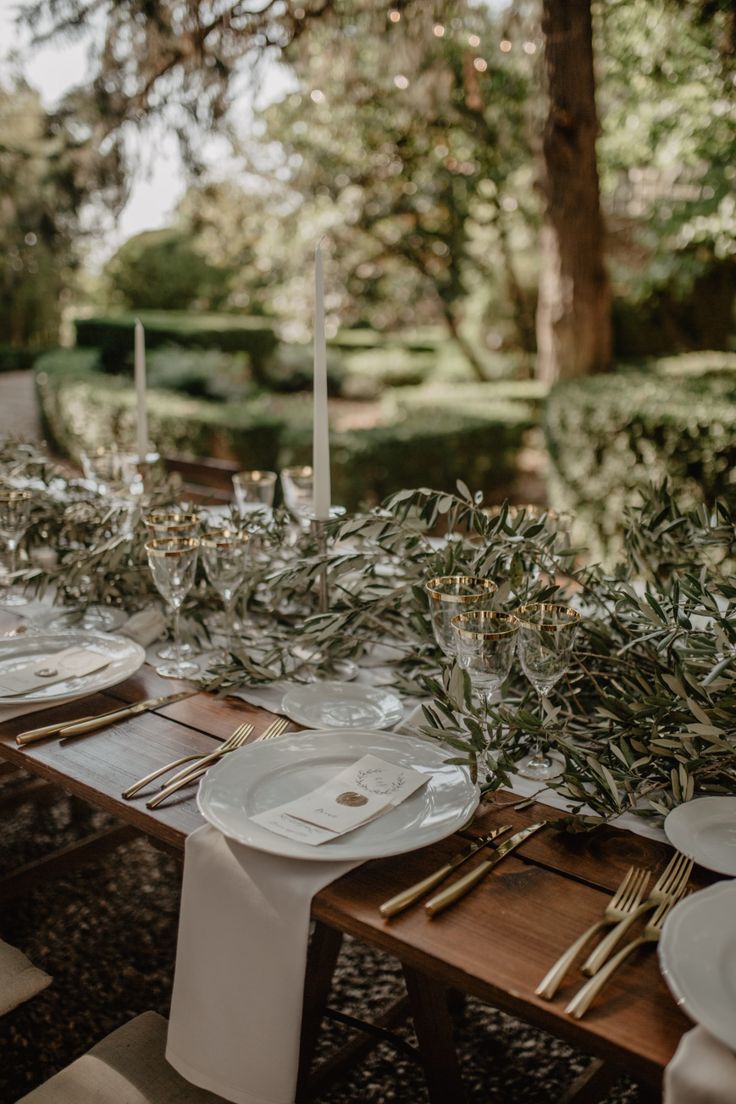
left=6, top=441, right=735, bottom=831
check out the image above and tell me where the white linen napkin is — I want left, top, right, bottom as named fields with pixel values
left=664, top=1026, right=736, bottom=1104
left=166, top=825, right=359, bottom=1104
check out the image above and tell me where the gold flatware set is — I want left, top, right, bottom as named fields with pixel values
left=379, top=821, right=546, bottom=919
left=15, top=689, right=197, bottom=746
left=145, top=717, right=291, bottom=809
left=16, top=687, right=294, bottom=809
left=536, top=850, right=693, bottom=1018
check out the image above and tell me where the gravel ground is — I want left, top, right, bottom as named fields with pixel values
left=0, top=771, right=641, bottom=1104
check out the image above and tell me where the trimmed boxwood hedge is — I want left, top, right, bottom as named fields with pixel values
left=34, top=348, right=284, bottom=470
left=35, top=347, right=538, bottom=510
left=74, top=312, right=278, bottom=374
left=545, top=352, right=736, bottom=560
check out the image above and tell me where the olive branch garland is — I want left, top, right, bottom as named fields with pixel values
left=5, top=442, right=735, bottom=830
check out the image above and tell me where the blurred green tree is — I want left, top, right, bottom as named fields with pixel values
left=0, top=81, right=123, bottom=346
left=104, top=227, right=231, bottom=310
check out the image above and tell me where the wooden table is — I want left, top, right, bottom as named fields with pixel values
left=0, top=669, right=713, bottom=1103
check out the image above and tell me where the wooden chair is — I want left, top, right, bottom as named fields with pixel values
left=162, top=456, right=240, bottom=506
left=16, top=1012, right=228, bottom=1103
left=0, top=937, right=51, bottom=1016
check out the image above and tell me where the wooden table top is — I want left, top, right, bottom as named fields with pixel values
left=1, top=668, right=717, bottom=1087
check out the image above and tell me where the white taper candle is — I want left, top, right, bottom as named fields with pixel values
left=312, top=243, right=331, bottom=520
left=134, top=319, right=149, bottom=462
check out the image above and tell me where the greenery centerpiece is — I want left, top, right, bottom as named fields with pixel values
left=6, top=441, right=735, bottom=831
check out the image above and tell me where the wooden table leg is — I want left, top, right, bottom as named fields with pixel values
left=297, top=921, right=344, bottom=1102
left=402, top=965, right=466, bottom=1104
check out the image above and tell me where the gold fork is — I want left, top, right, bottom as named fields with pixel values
left=123, top=723, right=254, bottom=800
left=535, top=865, right=649, bottom=1000
left=255, top=717, right=290, bottom=742
left=581, top=851, right=693, bottom=976
left=146, top=722, right=254, bottom=809
left=565, top=897, right=682, bottom=1018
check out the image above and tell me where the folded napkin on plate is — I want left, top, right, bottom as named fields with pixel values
left=118, top=606, right=166, bottom=648
left=166, top=825, right=359, bottom=1104
left=664, top=1026, right=736, bottom=1104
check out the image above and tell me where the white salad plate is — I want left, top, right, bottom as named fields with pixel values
left=198, top=727, right=479, bottom=861
left=280, top=681, right=404, bottom=730
left=0, top=631, right=145, bottom=706
left=658, top=881, right=736, bottom=1052
left=664, top=797, right=736, bottom=876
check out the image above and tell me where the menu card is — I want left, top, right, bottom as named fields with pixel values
left=251, top=754, right=428, bottom=845
left=0, top=646, right=110, bottom=696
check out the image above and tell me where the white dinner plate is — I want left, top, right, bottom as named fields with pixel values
left=280, top=681, right=404, bottom=730
left=664, top=797, right=736, bottom=876
left=659, top=881, right=736, bottom=1052
left=0, top=631, right=145, bottom=705
left=198, top=727, right=479, bottom=861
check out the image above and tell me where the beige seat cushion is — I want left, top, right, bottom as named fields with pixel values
left=16, top=1012, right=228, bottom=1103
left=0, top=938, right=51, bottom=1016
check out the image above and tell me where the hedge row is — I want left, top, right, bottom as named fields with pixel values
left=34, top=348, right=536, bottom=510
left=35, top=349, right=284, bottom=471
left=545, top=351, right=736, bottom=560
left=74, top=312, right=278, bottom=374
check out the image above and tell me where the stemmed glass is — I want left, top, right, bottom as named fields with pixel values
left=145, top=513, right=199, bottom=660
left=514, top=603, right=580, bottom=781
left=0, top=488, right=32, bottom=606
left=145, top=537, right=200, bottom=679
left=424, top=576, right=497, bottom=658
left=200, top=529, right=250, bottom=661
left=451, top=611, right=519, bottom=773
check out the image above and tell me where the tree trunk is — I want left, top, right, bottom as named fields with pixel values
left=536, top=0, right=611, bottom=384
left=440, top=300, right=487, bottom=382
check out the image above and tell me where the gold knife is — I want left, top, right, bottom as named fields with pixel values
left=58, top=689, right=198, bottom=736
left=16, top=689, right=197, bottom=746
left=424, top=821, right=547, bottom=918
left=379, top=824, right=514, bottom=919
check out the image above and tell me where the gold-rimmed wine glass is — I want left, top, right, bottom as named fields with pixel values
left=144, top=512, right=200, bottom=539
left=514, top=602, right=581, bottom=781
left=0, top=488, right=32, bottom=606
left=452, top=610, right=519, bottom=775
left=200, top=529, right=250, bottom=661
left=424, top=576, right=497, bottom=658
left=145, top=537, right=200, bottom=679
left=144, top=513, right=199, bottom=659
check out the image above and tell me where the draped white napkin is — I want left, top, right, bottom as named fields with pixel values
left=166, top=825, right=359, bottom=1104
left=664, top=1026, right=736, bottom=1104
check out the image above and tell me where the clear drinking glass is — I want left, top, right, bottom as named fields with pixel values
left=280, top=465, right=314, bottom=523
left=424, top=576, right=497, bottom=658
left=200, top=529, right=250, bottom=661
left=452, top=610, right=519, bottom=774
left=232, top=470, right=277, bottom=515
left=515, top=603, right=581, bottom=781
left=145, top=537, right=200, bottom=679
left=144, top=513, right=199, bottom=658
left=80, top=448, right=120, bottom=495
left=0, top=488, right=32, bottom=606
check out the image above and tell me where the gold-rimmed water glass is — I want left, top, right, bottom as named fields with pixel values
left=145, top=537, right=200, bottom=679
left=144, top=513, right=199, bottom=658
left=424, top=576, right=497, bottom=658
left=452, top=610, right=519, bottom=776
left=514, top=602, right=581, bottom=781
left=144, top=512, right=200, bottom=539
left=232, top=470, right=277, bottom=515
left=200, top=529, right=250, bottom=660
left=0, top=488, right=32, bottom=606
